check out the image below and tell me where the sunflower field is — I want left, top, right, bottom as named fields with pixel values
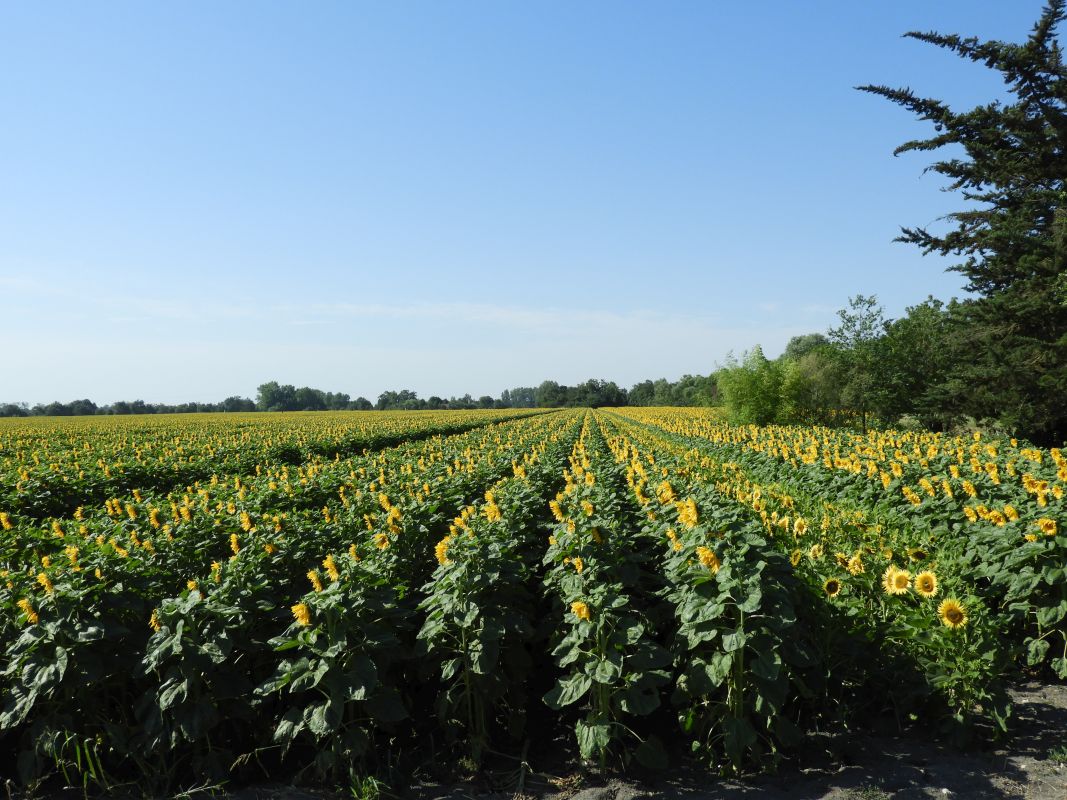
left=0, top=408, right=1064, bottom=791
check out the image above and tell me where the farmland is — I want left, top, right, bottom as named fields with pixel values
left=1, top=408, right=1065, bottom=793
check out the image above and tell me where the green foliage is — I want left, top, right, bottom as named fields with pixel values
left=717, top=347, right=784, bottom=425
left=859, top=1, right=1067, bottom=444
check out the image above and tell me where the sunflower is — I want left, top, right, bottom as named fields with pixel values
left=1037, top=518, right=1057, bottom=536
left=914, top=571, right=938, bottom=598
left=789, top=549, right=803, bottom=567
left=570, top=601, right=591, bottom=621
left=882, top=565, right=911, bottom=595
left=696, top=546, right=720, bottom=574
left=823, top=578, right=841, bottom=598
left=847, top=553, right=865, bottom=575
left=937, top=598, right=968, bottom=629
left=907, top=547, right=927, bottom=562
left=291, top=603, right=312, bottom=626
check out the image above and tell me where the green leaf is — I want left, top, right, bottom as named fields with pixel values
left=305, top=701, right=335, bottom=737
left=705, top=651, right=733, bottom=687
left=619, top=679, right=661, bottom=716
left=544, top=673, right=592, bottom=709
left=158, top=677, right=188, bottom=710
left=634, top=735, right=668, bottom=769
left=365, top=688, right=407, bottom=722
left=1035, top=601, right=1067, bottom=628
left=724, top=716, right=756, bottom=768
left=752, top=650, right=781, bottom=682
left=471, top=638, right=499, bottom=675
left=590, top=655, right=622, bottom=684
left=722, top=631, right=747, bottom=653
left=75, top=625, right=105, bottom=642
left=576, top=719, right=611, bottom=760
left=1027, top=637, right=1050, bottom=666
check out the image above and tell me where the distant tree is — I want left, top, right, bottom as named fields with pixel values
left=717, top=346, right=784, bottom=425
left=452, top=393, right=475, bottom=410
left=778, top=349, right=843, bottom=425
left=257, top=382, right=299, bottom=411
left=324, top=392, right=350, bottom=410
left=535, top=380, right=567, bottom=408
left=294, top=387, right=327, bottom=411
left=507, top=386, right=538, bottom=408
left=783, top=333, right=830, bottom=361
left=673, top=374, right=716, bottom=406
left=828, top=295, right=886, bottom=432
left=67, top=399, right=98, bottom=416
left=352, top=396, right=373, bottom=411
left=221, top=396, right=255, bottom=413
left=628, top=380, right=655, bottom=406
left=875, top=298, right=954, bottom=427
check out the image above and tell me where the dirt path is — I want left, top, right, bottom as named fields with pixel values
left=51, top=681, right=1062, bottom=800
left=401, top=681, right=1067, bottom=800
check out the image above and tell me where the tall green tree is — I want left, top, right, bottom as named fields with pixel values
left=717, top=346, right=784, bottom=425
left=875, top=298, right=955, bottom=427
left=828, top=295, right=886, bottom=433
left=859, top=1, right=1067, bottom=443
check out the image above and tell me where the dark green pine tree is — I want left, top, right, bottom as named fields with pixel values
left=859, top=1, right=1067, bottom=444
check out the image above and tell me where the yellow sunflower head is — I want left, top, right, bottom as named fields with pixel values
left=882, top=565, right=911, bottom=596
left=847, top=553, right=864, bottom=575
left=914, top=570, right=938, bottom=598
left=937, top=598, right=968, bottom=629
left=823, top=578, right=841, bottom=598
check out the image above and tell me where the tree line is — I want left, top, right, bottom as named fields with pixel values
left=0, top=374, right=717, bottom=418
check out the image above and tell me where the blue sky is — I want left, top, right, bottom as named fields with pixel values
left=0, top=2, right=1043, bottom=404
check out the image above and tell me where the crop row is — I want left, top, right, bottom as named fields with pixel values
left=0, top=409, right=545, bottom=521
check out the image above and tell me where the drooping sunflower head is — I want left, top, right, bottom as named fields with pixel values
left=914, top=571, right=938, bottom=598
left=823, top=578, right=841, bottom=598
left=291, top=603, right=312, bottom=627
left=938, top=598, right=968, bottom=629
left=907, top=547, right=927, bottom=562
left=789, top=549, right=803, bottom=567
left=570, top=600, right=592, bottom=621
left=696, top=546, right=720, bottom=574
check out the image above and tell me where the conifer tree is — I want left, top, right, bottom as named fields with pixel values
left=859, top=1, right=1067, bottom=443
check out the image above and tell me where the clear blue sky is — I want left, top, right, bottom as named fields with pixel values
left=0, top=2, right=1043, bottom=404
